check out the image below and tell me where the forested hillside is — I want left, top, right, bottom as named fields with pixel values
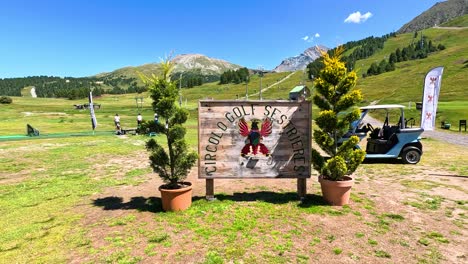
left=355, top=27, right=467, bottom=103
left=0, top=75, right=146, bottom=99
left=306, top=33, right=395, bottom=79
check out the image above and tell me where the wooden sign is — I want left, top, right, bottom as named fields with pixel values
left=198, top=100, right=311, bottom=179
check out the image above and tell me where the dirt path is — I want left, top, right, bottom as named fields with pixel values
left=243, top=71, right=296, bottom=99
left=433, top=26, right=468, bottom=30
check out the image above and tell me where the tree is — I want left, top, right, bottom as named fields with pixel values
left=219, top=68, right=250, bottom=85
left=395, top=48, right=402, bottom=62
left=367, top=62, right=379, bottom=76
left=307, top=56, right=325, bottom=80
left=311, top=46, right=366, bottom=180
left=389, top=52, right=397, bottom=64
left=386, top=62, right=395, bottom=72
left=401, top=47, right=409, bottom=61
left=140, top=56, right=198, bottom=189
left=378, top=59, right=388, bottom=74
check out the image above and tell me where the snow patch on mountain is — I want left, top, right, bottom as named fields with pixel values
left=273, top=45, right=328, bottom=72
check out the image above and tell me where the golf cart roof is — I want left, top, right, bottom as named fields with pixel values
left=360, top=104, right=405, bottom=110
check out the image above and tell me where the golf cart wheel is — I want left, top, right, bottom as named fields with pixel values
left=401, top=147, right=421, bottom=164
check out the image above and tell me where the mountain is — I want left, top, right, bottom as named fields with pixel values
left=273, top=45, right=328, bottom=72
left=398, top=0, right=467, bottom=33
left=171, top=54, right=241, bottom=75
left=94, top=63, right=160, bottom=80
left=95, top=53, right=241, bottom=82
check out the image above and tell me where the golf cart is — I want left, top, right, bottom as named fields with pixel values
left=342, top=104, right=424, bottom=164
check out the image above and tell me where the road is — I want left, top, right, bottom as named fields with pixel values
left=422, top=129, right=468, bottom=147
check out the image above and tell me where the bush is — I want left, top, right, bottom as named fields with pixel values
left=140, top=56, right=198, bottom=189
left=0, top=96, right=12, bottom=104
left=311, top=47, right=366, bottom=180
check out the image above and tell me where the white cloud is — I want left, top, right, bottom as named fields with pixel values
left=344, top=11, right=373, bottom=24
left=302, top=33, right=320, bottom=43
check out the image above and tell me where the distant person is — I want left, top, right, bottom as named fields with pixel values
left=114, top=114, right=120, bottom=127
left=154, top=113, right=159, bottom=124
left=137, top=113, right=143, bottom=126
left=114, top=114, right=121, bottom=134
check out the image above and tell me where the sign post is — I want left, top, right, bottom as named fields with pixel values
left=198, top=100, right=312, bottom=199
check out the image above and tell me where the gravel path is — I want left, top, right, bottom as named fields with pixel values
left=422, top=129, right=468, bottom=147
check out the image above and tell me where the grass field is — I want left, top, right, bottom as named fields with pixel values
left=0, top=70, right=315, bottom=137
left=0, top=129, right=466, bottom=263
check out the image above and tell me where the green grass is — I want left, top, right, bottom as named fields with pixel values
left=332, top=248, right=343, bottom=255
left=441, top=14, right=468, bottom=27
left=0, top=136, right=144, bottom=262
left=0, top=94, right=156, bottom=136
left=368, top=239, right=378, bottom=246
left=404, top=193, right=444, bottom=211
left=425, top=231, right=450, bottom=244
left=375, top=250, right=391, bottom=258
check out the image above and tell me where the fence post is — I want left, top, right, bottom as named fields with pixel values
left=206, top=179, right=215, bottom=201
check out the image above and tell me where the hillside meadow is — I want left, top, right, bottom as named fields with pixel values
left=355, top=27, right=468, bottom=128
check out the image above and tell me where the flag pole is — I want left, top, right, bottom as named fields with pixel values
left=89, top=91, right=98, bottom=134
left=420, top=67, right=444, bottom=131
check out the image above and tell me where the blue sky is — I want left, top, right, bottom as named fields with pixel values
left=0, top=0, right=442, bottom=78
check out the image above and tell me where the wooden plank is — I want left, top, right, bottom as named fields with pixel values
left=198, top=100, right=311, bottom=179
left=297, top=178, right=307, bottom=198
left=206, top=179, right=215, bottom=200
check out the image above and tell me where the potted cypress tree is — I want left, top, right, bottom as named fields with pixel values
left=311, top=47, right=366, bottom=206
left=140, top=57, right=198, bottom=211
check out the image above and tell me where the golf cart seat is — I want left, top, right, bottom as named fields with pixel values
left=382, top=125, right=400, bottom=140
left=366, top=133, right=398, bottom=154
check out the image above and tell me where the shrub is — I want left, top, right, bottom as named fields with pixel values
left=140, top=56, right=198, bottom=189
left=311, top=47, right=366, bottom=180
left=0, top=96, right=12, bottom=104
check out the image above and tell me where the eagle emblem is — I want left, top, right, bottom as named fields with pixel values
left=238, top=118, right=272, bottom=156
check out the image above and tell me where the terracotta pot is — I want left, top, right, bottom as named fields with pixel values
left=159, top=182, right=192, bottom=211
left=318, top=175, right=354, bottom=206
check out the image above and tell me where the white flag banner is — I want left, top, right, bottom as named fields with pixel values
left=89, top=91, right=98, bottom=130
left=421, top=67, right=444, bottom=131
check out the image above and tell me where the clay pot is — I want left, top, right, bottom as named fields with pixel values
left=318, top=175, right=354, bottom=206
left=159, top=182, right=192, bottom=211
